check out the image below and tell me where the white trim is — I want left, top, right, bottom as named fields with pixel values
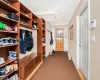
left=76, top=0, right=90, bottom=80
left=26, top=62, right=43, bottom=80
left=76, top=16, right=80, bottom=68
left=76, top=0, right=88, bottom=68
left=77, top=0, right=88, bottom=15
left=88, top=0, right=91, bottom=80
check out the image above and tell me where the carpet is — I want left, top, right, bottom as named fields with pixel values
left=31, top=51, right=81, bottom=80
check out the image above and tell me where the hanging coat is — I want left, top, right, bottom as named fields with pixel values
left=50, top=32, right=53, bottom=45
left=20, top=30, right=26, bottom=54
left=23, top=30, right=34, bottom=51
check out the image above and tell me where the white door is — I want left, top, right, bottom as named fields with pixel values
left=79, top=7, right=88, bottom=79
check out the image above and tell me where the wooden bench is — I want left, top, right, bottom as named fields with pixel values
left=19, top=53, right=41, bottom=80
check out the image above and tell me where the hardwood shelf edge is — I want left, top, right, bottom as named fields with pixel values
left=20, top=26, right=32, bottom=30
left=20, top=23, right=30, bottom=27
left=20, top=12, right=31, bottom=20
left=0, top=71, right=17, bottom=80
left=0, top=15, right=18, bottom=23
left=32, top=28, right=38, bottom=30
left=0, top=59, right=17, bottom=68
left=0, top=30, right=18, bottom=34
left=0, top=44, right=18, bottom=48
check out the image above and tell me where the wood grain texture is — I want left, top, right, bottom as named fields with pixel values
left=26, top=61, right=43, bottom=80
left=55, top=28, right=64, bottom=51
left=77, top=68, right=86, bottom=80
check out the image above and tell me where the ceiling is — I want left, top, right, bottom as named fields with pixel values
left=20, top=0, right=80, bottom=25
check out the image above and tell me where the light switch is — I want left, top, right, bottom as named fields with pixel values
left=90, top=20, right=96, bottom=29
left=91, top=36, right=95, bottom=43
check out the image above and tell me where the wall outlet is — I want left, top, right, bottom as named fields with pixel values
left=91, top=36, right=95, bottom=43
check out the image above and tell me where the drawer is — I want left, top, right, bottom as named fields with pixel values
left=25, top=59, right=35, bottom=75
left=35, top=56, right=41, bottom=64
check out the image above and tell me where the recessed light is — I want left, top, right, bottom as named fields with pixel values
left=55, top=6, right=58, bottom=10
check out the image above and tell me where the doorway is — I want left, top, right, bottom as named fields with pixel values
left=55, top=28, right=64, bottom=51
left=79, top=6, right=89, bottom=79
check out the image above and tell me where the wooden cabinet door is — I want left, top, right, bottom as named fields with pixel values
left=55, top=28, right=64, bottom=51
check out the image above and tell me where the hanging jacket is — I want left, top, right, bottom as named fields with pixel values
left=23, top=30, right=34, bottom=51
left=20, top=30, right=26, bottom=54
left=50, top=32, right=53, bottom=45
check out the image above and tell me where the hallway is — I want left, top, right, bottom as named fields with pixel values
left=31, top=52, right=81, bottom=80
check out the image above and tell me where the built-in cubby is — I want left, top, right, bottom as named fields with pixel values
left=20, top=3, right=32, bottom=29
left=36, top=18, right=46, bottom=60
left=0, top=0, right=19, bottom=79
left=42, top=19, right=46, bottom=59
left=0, top=0, right=45, bottom=80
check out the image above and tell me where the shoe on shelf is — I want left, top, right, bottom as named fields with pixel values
left=0, top=39, right=3, bottom=46
left=7, top=37, right=13, bottom=45
left=2, top=38, right=9, bottom=45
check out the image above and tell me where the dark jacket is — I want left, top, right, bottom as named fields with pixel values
left=23, top=30, right=33, bottom=51
left=20, top=30, right=34, bottom=54
left=50, top=32, right=53, bottom=45
left=20, top=30, right=26, bottom=54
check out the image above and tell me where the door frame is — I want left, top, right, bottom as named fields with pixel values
left=55, top=28, right=64, bottom=51
left=76, top=0, right=90, bottom=80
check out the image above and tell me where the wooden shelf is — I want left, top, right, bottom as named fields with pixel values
left=20, top=25, right=32, bottom=30
left=20, top=23, right=30, bottom=27
left=0, top=59, right=17, bottom=68
left=0, top=30, right=18, bottom=34
left=0, top=44, right=18, bottom=48
left=20, top=12, right=31, bottom=20
left=0, top=15, right=18, bottom=23
left=0, top=0, right=18, bottom=12
left=20, top=3, right=31, bottom=13
left=32, top=28, right=38, bottom=30
left=32, top=13, right=38, bottom=19
left=0, top=71, right=17, bottom=80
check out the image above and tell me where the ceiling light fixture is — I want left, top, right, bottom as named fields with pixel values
left=55, top=6, right=58, bottom=10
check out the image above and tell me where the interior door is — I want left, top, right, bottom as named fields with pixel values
left=79, top=7, right=88, bottom=79
left=55, top=28, right=64, bottom=51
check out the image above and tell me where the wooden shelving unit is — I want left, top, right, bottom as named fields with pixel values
left=42, top=19, right=46, bottom=59
left=37, top=18, right=46, bottom=60
left=0, top=0, right=20, bottom=79
left=20, top=3, right=32, bottom=28
left=0, top=0, right=44, bottom=80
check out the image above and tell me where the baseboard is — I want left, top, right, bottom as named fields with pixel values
left=26, top=61, right=43, bottom=80
left=45, top=53, right=49, bottom=58
left=77, top=68, right=86, bottom=80
left=64, top=51, right=68, bottom=52
left=67, top=51, right=72, bottom=60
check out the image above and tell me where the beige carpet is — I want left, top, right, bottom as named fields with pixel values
left=31, top=52, right=81, bottom=80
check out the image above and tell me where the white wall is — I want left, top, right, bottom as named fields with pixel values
left=52, top=25, right=68, bottom=52
left=68, top=0, right=85, bottom=67
left=45, top=22, right=52, bottom=57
